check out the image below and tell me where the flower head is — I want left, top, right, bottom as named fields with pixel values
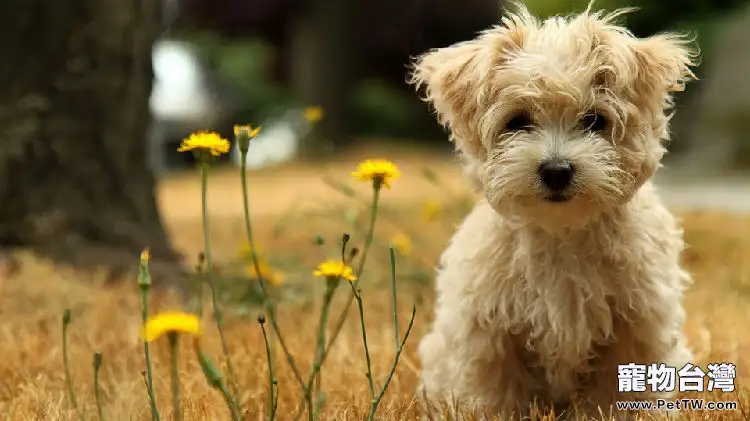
left=303, top=106, right=324, bottom=123
left=234, top=125, right=262, bottom=138
left=248, top=260, right=285, bottom=286
left=390, top=233, right=413, bottom=257
left=234, top=125, right=261, bottom=154
left=421, top=199, right=443, bottom=222
left=351, top=159, right=400, bottom=189
left=140, top=248, right=151, bottom=264
left=177, top=131, right=230, bottom=156
left=142, top=312, right=201, bottom=342
left=138, top=248, right=152, bottom=288
left=313, top=260, right=357, bottom=281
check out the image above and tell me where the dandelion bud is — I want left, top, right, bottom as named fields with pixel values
left=234, top=125, right=261, bottom=154
left=140, top=248, right=151, bottom=264
left=62, top=308, right=71, bottom=326
left=257, top=314, right=266, bottom=324
left=313, top=235, right=325, bottom=246
left=93, top=351, right=103, bottom=369
left=198, top=252, right=206, bottom=264
left=342, top=233, right=351, bottom=244
left=137, top=250, right=152, bottom=289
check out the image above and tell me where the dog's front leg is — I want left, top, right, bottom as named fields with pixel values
left=417, top=315, right=536, bottom=421
left=575, top=318, right=691, bottom=421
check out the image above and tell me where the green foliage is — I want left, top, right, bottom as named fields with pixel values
left=185, top=33, right=294, bottom=124
left=351, top=79, right=446, bottom=141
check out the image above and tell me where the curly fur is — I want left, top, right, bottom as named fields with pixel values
left=409, top=3, right=698, bottom=420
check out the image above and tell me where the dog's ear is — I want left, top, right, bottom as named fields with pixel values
left=631, top=33, right=698, bottom=112
left=408, top=8, right=531, bottom=156
left=628, top=33, right=697, bottom=186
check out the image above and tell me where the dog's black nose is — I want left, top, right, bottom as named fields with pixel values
left=538, top=159, right=575, bottom=191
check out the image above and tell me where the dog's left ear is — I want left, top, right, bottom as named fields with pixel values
left=631, top=33, right=699, bottom=111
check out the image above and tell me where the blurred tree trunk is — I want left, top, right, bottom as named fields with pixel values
left=0, top=0, right=183, bottom=285
left=288, top=0, right=356, bottom=155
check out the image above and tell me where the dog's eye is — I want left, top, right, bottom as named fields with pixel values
left=505, top=113, right=533, bottom=132
left=580, top=112, right=608, bottom=133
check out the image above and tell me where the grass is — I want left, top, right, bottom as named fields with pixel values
left=0, top=142, right=749, bottom=421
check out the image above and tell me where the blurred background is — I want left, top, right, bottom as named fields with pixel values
left=151, top=0, right=750, bottom=172
left=1, top=0, right=750, bottom=280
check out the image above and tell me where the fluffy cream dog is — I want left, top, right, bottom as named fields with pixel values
left=409, top=3, right=698, bottom=420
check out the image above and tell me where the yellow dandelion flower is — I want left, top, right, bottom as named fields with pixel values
left=177, top=131, right=230, bottom=156
left=140, top=247, right=151, bottom=264
left=303, top=106, right=324, bottom=123
left=234, top=124, right=262, bottom=138
left=313, top=260, right=357, bottom=281
left=351, top=159, right=400, bottom=189
left=421, top=199, right=443, bottom=222
left=142, top=312, right=201, bottom=342
left=248, top=261, right=285, bottom=286
left=390, top=233, right=413, bottom=257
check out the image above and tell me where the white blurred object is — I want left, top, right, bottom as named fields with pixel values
left=232, top=109, right=315, bottom=170
left=150, top=40, right=219, bottom=124
left=148, top=39, right=231, bottom=175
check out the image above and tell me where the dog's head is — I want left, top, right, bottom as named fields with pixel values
left=410, top=4, right=698, bottom=229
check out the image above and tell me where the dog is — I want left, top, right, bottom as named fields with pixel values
left=409, top=3, right=698, bottom=420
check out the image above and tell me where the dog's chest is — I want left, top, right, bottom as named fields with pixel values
left=481, top=230, right=635, bottom=394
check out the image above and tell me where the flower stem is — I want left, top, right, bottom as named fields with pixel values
left=93, top=352, right=105, bottom=421
left=366, top=251, right=415, bottom=420
left=321, top=183, right=381, bottom=365
left=239, top=152, right=306, bottom=393
left=62, top=309, right=85, bottom=421
left=259, top=321, right=277, bottom=421
left=367, top=304, right=416, bottom=421
left=389, top=247, right=399, bottom=348
left=200, top=161, right=239, bottom=399
left=168, top=333, right=182, bottom=421
left=348, top=282, right=375, bottom=400
left=310, top=281, right=338, bottom=420
left=292, top=184, right=383, bottom=421
left=140, top=288, right=161, bottom=421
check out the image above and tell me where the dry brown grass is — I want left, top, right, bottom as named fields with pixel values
left=1, top=151, right=749, bottom=421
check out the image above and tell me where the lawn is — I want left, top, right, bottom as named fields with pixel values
left=1, top=148, right=749, bottom=420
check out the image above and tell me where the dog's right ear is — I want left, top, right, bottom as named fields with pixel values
left=408, top=7, right=531, bottom=156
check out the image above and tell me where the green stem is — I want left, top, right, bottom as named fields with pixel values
left=93, top=352, right=104, bottom=421
left=62, top=309, right=85, bottom=421
left=366, top=251, right=412, bottom=420
left=239, top=153, right=306, bottom=392
left=310, top=281, right=337, bottom=420
left=292, top=277, right=342, bottom=421
left=320, top=183, right=381, bottom=366
left=140, top=288, right=161, bottom=421
left=367, top=304, right=417, bottom=421
left=168, top=333, right=182, bottom=421
left=389, top=247, right=399, bottom=349
left=292, top=184, right=383, bottom=421
left=260, top=321, right=277, bottom=421
left=218, top=383, right=242, bottom=421
left=349, top=283, right=375, bottom=400
left=200, top=161, right=239, bottom=399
